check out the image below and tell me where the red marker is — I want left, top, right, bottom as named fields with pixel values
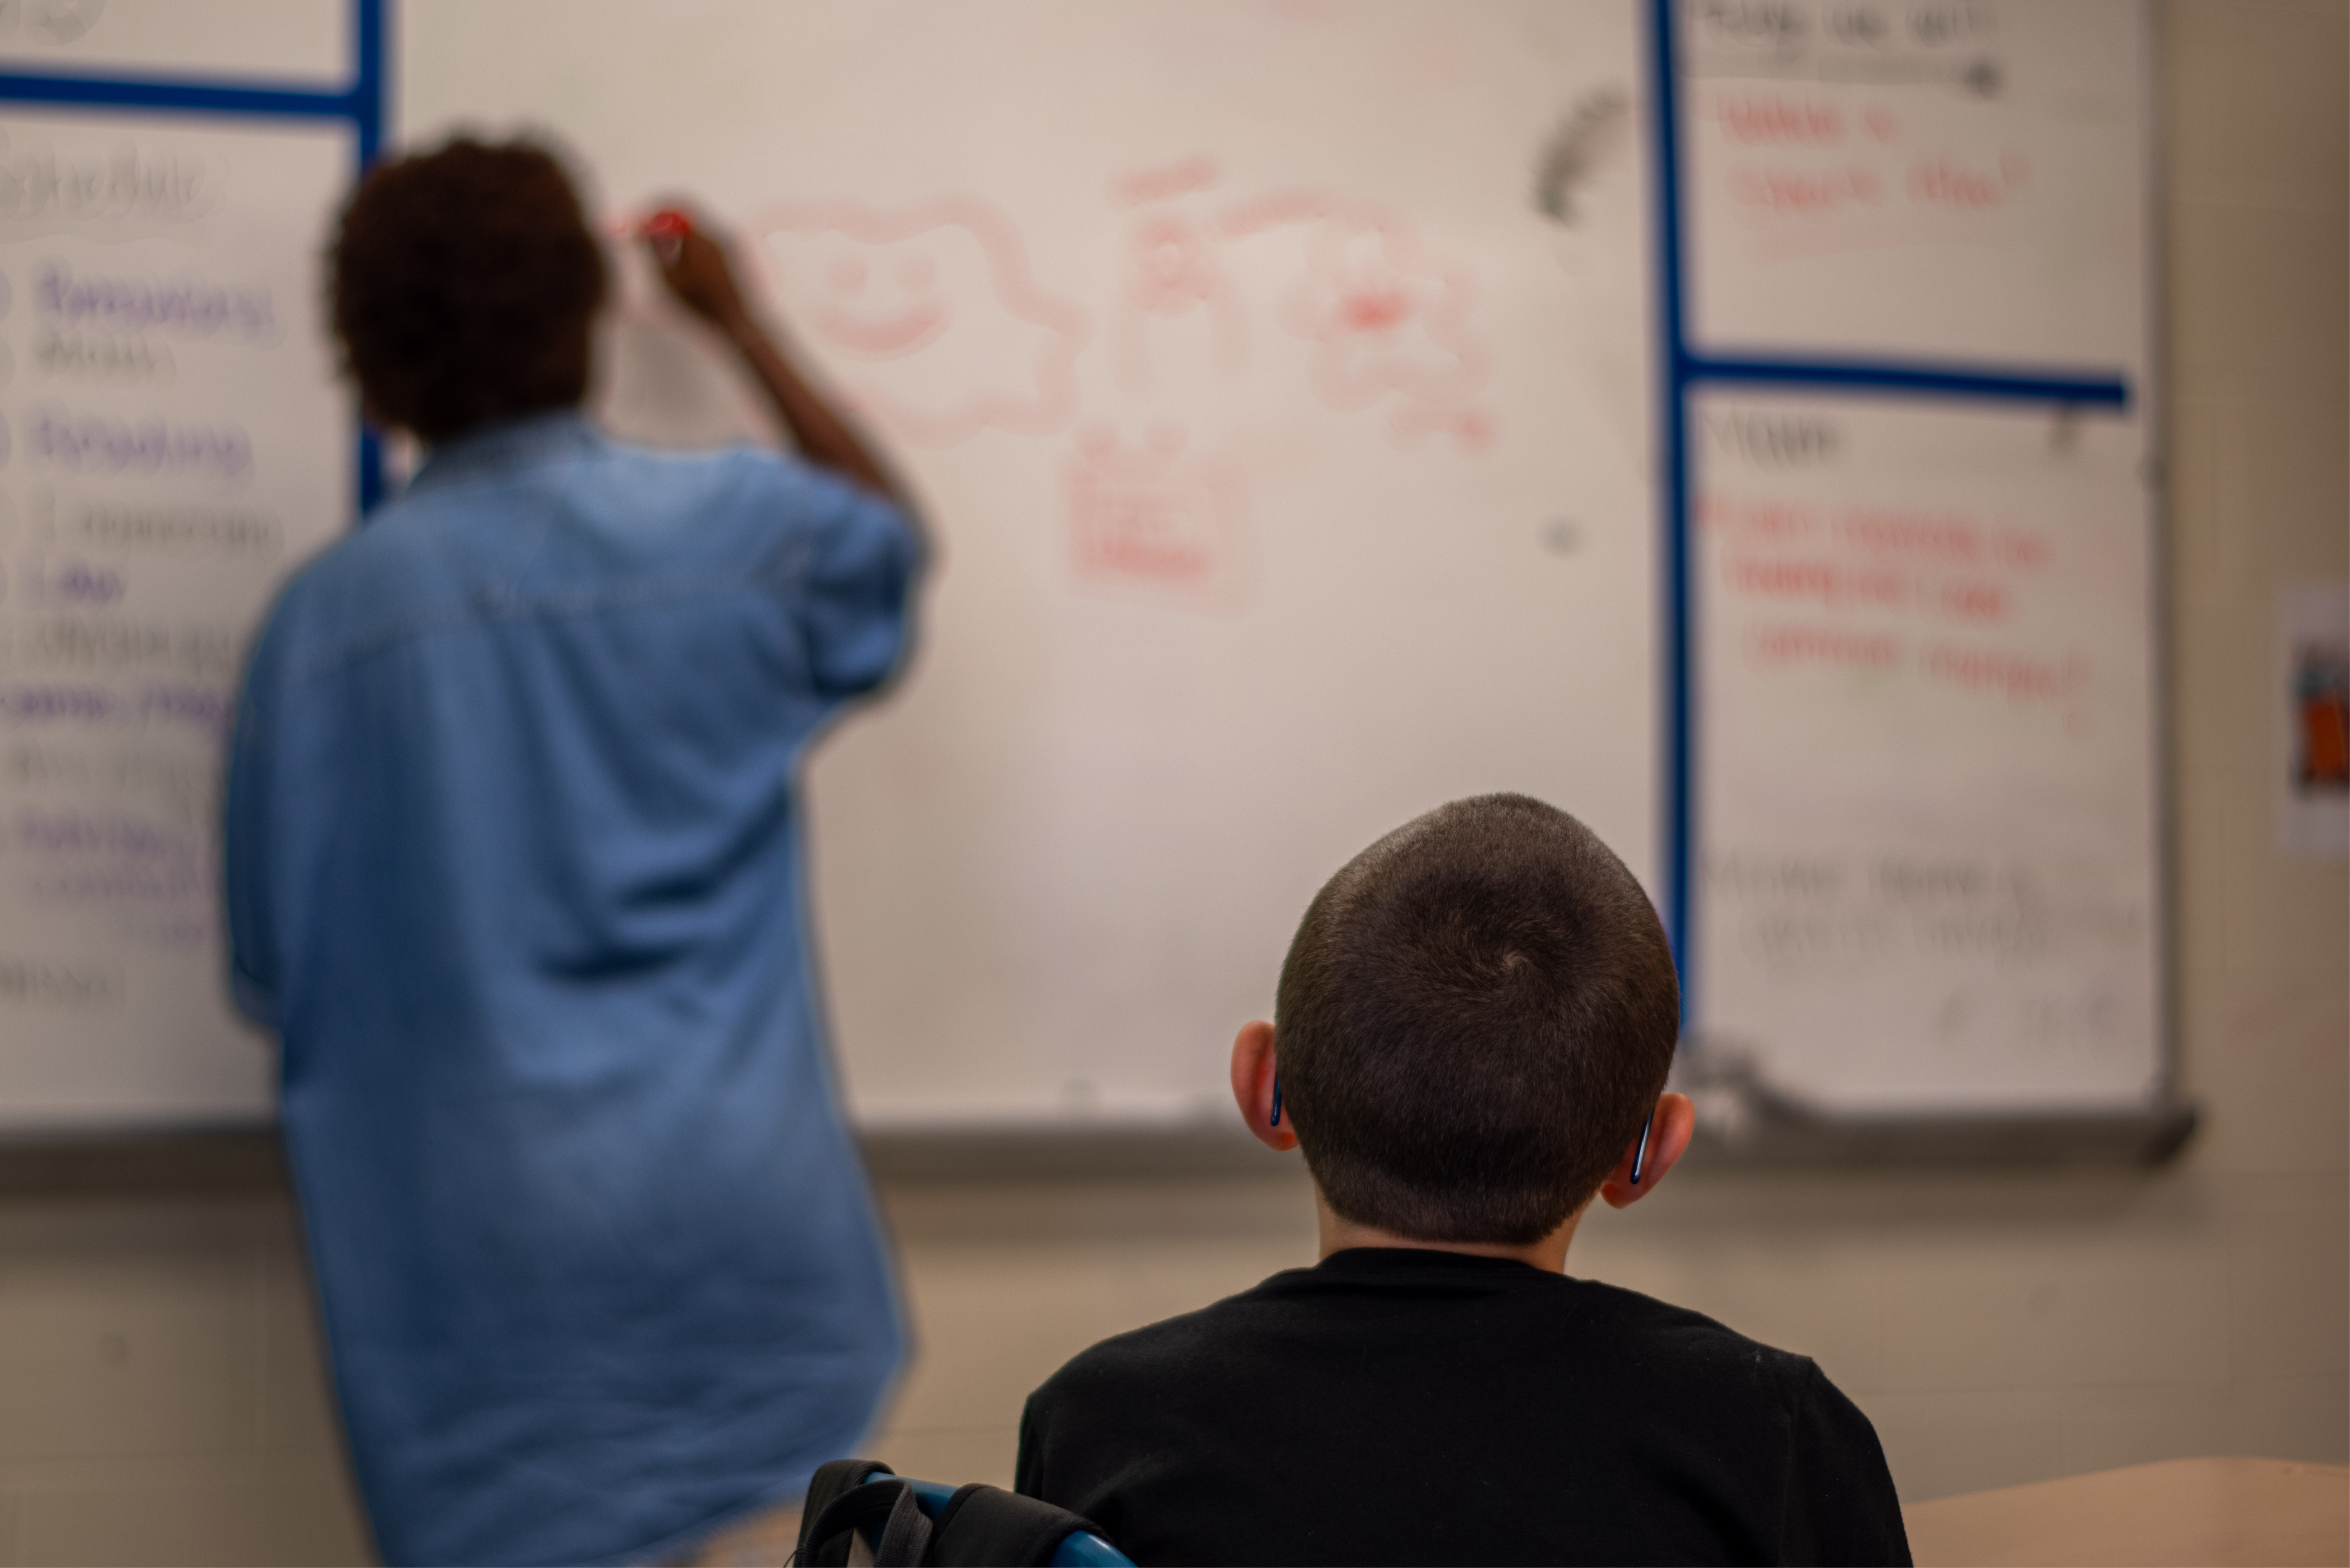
left=644, top=208, right=691, bottom=265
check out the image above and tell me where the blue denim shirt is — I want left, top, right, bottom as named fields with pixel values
left=225, top=413, right=915, bottom=1566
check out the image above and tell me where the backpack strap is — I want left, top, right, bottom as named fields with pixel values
left=794, top=1457, right=893, bottom=1568
left=923, top=1483, right=1108, bottom=1567
left=799, top=1458, right=891, bottom=1546
left=797, top=1477, right=935, bottom=1567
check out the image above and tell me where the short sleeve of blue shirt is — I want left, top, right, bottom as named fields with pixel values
left=791, top=478, right=921, bottom=700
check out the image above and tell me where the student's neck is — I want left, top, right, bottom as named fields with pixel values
left=1317, top=1201, right=1582, bottom=1274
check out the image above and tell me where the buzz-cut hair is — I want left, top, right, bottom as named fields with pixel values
left=329, top=136, right=606, bottom=444
left=1274, top=794, right=1681, bottom=1246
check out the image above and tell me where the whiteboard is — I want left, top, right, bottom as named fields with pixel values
left=1682, top=0, right=2150, bottom=368
left=0, top=0, right=2165, bottom=1137
left=400, top=0, right=1662, bottom=1131
left=1678, top=0, right=2163, bottom=1114
left=0, top=54, right=356, bottom=1129
left=1694, top=395, right=2161, bottom=1113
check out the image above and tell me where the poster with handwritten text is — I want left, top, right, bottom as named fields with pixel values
left=0, top=110, right=351, bottom=1127
left=1684, top=0, right=2150, bottom=372
left=1696, top=392, right=2159, bottom=1113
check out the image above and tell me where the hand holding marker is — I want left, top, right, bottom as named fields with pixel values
left=633, top=202, right=911, bottom=510
left=637, top=204, right=755, bottom=334
left=643, top=207, right=692, bottom=267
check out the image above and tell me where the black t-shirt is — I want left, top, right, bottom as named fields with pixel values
left=1016, top=1248, right=1910, bottom=1567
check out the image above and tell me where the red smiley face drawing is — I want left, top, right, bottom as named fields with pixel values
left=810, top=243, right=950, bottom=359
left=759, top=198, right=1091, bottom=446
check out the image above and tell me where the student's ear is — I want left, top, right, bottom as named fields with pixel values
left=1229, top=1020, right=1298, bottom=1153
left=1596, top=1092, right=1695, bottom=1209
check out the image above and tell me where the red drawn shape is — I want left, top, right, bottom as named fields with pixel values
left=1127, top=213, right=1219, bottom=316
left=1923, top=643, right=2089, bottom=704
left=1215, top=189, right=1331, bottom=239
left=1726, top=555, right=1908, bottom=611
left=1339, top=284, right=1410, bottom=334
left=1936, top=578, right=2009, bottom=622
left=1714, top=92, right=1845, bottom=146
left=813, top=245, right=950, bottom=361
left=1111, top=200, right=1250, bottom=394
left=1908, top=155, right=2013, bottom=211
left=1065, top=422, right=1241, bottom=594
left=1728, top=163, right=1887, bottom=220
left=1113, top=154, right=1221, bottom=210
left=1994, top=528, right=2051, bottom=572
left=1707, top=497, right=1819, bottom=540
left=1390, top=400, right=1495, bottom=453
left=1745, top=623, right=1902, bottom=671
left=1836, top=506, right=1981, bottom=563
left=758, top=197, right=1092, bottom=447
left=1279, top=213, right=1490, bottom=448
left=812, top=301, right=948, bottom=358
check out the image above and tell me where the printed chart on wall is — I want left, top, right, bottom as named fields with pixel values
left=1676, top=0, right=2163, bottom=1114
left=0, top=2, right=368, bottom=1130
left=403, top=0, right=1660, bottom=1130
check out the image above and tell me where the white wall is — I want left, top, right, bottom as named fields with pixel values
left=0, top=1, right=2340, bottom=1559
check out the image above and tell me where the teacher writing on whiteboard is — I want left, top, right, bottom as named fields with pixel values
left=224, top=139, right=919, bottom=1566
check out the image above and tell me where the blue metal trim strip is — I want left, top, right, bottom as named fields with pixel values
left=1688, top=354, right=2131, bottom=409
left=1649, top=0, right=1695, bottom=1025
left=353, top=0, right=385, bottom=166
left=353, top=0, right=388, bottom=512
left=0, top=70, right=359, bottom=121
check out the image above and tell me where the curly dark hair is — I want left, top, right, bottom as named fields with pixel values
left=329, top=137, right=607, bottom=443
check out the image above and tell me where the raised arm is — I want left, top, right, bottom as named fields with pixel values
left=639, top=207, right=920, bottom=528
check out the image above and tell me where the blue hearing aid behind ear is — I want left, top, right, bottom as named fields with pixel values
left=1270, top=1076, right=1283, bottom=1127
left=1629, top=1108, right=1655, bottom=1185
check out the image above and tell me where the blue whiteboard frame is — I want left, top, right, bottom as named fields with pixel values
left=0, top=0, right=388, bottom=519
left=1644, top=0, right=2134, bottom=1024
left=0, top=3, right=2179, bottom=1158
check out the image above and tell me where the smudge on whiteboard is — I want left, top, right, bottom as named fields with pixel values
left=1533, top=88, right=1631, bottom=227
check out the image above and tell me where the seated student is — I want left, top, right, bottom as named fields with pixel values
left=1015, top=794, right=1910, bottom=1566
